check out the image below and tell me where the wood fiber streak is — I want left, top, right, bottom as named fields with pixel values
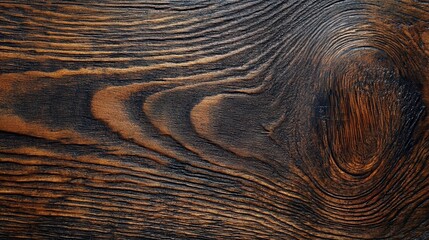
left=0, top=1, right=428, bottom=239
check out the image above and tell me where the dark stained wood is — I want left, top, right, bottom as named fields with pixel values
left=0, top=1, right=428, bottom=239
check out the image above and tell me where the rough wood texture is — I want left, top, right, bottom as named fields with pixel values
left=0, top=1, right=428, bottom=239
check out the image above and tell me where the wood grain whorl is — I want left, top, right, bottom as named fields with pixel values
left=0, top=0, right=428, bottom=239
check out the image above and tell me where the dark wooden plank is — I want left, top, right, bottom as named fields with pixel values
left=0, top=1, right=428, bottom=239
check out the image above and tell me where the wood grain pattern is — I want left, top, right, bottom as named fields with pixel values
left=0, top=1, right=428, bottom=239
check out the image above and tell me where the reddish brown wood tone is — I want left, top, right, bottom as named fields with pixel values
left=0, top=1, right=428, bottom=239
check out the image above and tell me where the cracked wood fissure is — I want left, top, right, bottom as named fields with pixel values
left=0, top=1, right=428, bottom=239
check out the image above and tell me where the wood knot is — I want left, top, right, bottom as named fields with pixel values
left=316, top=48, right=424, bottom=178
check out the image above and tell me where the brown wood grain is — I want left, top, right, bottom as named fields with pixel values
left=0, top=1, right=428, bottom=239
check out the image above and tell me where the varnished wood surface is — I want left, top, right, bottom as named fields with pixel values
left=0, top=1, right=428, bottom=239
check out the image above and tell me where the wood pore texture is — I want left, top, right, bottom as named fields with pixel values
left=0, top=1, right=428, bottom=239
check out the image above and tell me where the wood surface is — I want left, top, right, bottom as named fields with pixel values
left=0, top=1, right=428, bottom=239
